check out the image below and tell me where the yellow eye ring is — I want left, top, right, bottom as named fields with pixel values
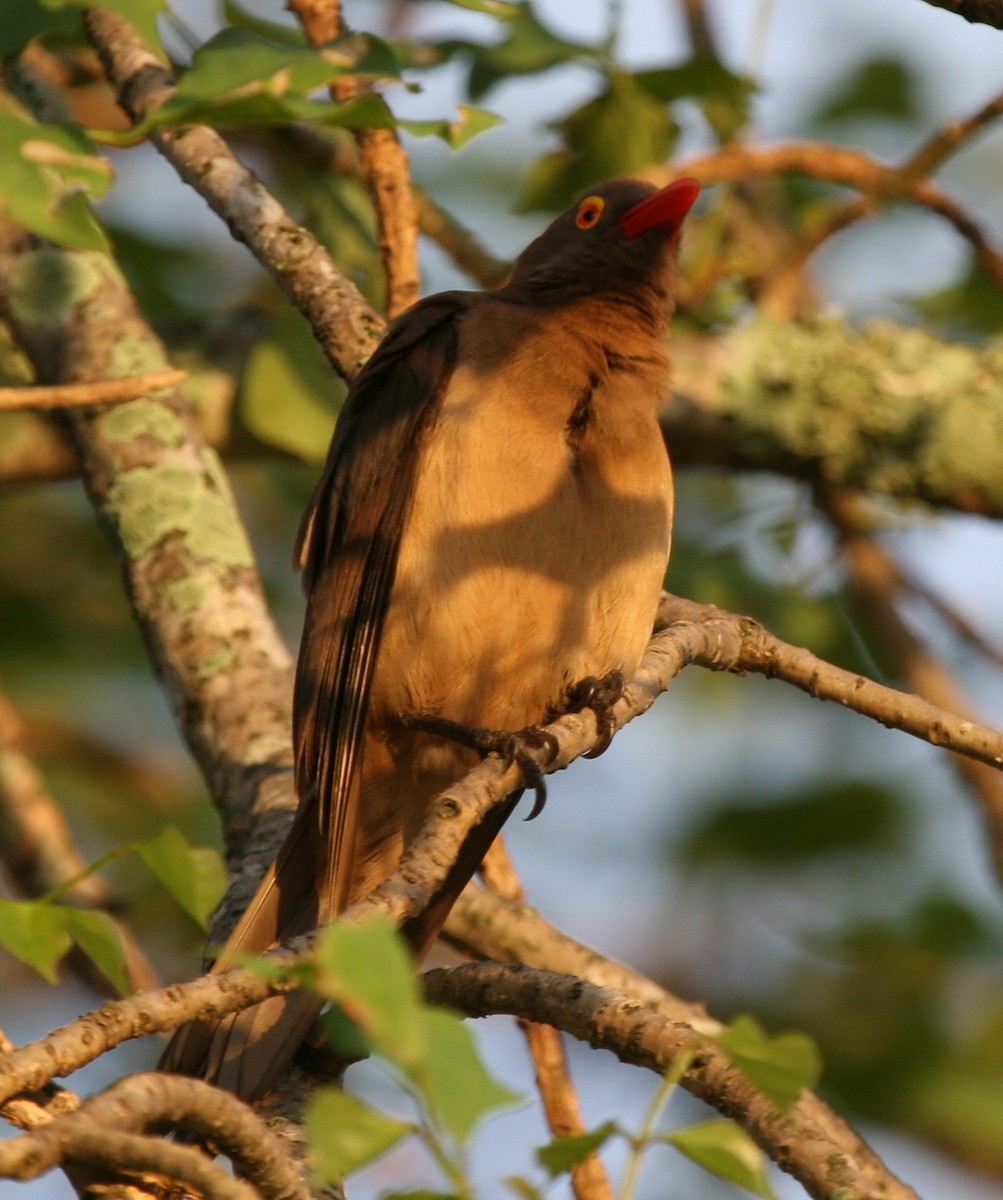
left=575, top=195, right=605, bottom=230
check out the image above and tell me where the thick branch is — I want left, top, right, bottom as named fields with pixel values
left=0, top=217, right=296, bottom=887
left=423, top=961, right=920, bottom=1200
left=666, top=316, right=1003, bottom=517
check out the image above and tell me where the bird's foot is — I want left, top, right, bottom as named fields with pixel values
left=563, top=669, right=626, bottom=758
left=399, top=713, right=558, bottom=820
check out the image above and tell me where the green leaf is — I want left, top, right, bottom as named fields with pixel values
left=307, top=1087, right=411, bottom=1182
left=447, top=2, right=595, bottom=99
left=678, top=781, right=905, bottom=868
left=519, top=72, right=677, bottom=211
left=133, top=30, right=399, bottom=135
left=667, top=1120, right=775, bottom=1199
left=311, top=917, right=426, bottom=1072
left=399, top=105, right=503, bottom=149
left=0, top=0, right=80, bottom=57
left=537, top=1119, right=618, bottom=1175
left=136, top=826, right=227, bottom=930
left=62, top=908, right=131, bottom=996
left=716, top=1015, right=822, bottom=1111
left=0, top=106, right=113, bottom=250
left=815, top=56, right=919, bottom=124
left=633, top=55, right=755, bottom=142
left=383, top=1193, right=462, bottom=1200
left=911, top=255, right=1003, bottom=336
left=504, top=1179, right=544, bottom=1200
left=0, top=899, right=72, bottom=984
left=419, top=1006, right=522, bottom=1142
left=241, top=306, right=343, bottom=464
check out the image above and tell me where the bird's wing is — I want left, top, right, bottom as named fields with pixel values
left=233, top=291, right=472, bottom=955
left=159, top=294, right=469, bottom=1100
left=291, top=291, right=470, bottom=922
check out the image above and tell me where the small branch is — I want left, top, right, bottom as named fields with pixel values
left=422, top=962, right=920, bottom=1200
left=270, top=124, right=508, bottom=289
left=0, top=961, right=296, bottom=1105
left=83, top=6, right=385, bottom=383
left=1, top=1071, right=308, bottom=1198
left=903, top=86, right=1003, bottom=180
left=480, top=840, right=612, bottom=1200
left=0, top=1115, right=257, bottom=1199
left=290, top=0, right=421, bottom=318
left=679, top=0, right=719, bottom=57
left=655, top=593, right=1003, bottom=769
left=0, top=369, right=186, bottom=411
left=824, top=491, right=1003, bottom=881
left=665, top=141, right=1003, bottom=287
left=0, top=1027, right=79, bottom=1132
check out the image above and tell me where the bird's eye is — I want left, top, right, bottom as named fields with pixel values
left=575, top=195, right=605, bottom=230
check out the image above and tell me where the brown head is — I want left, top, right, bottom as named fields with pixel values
left=503, top=177, right=701, bottom=313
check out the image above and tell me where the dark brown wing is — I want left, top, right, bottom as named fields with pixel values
left=291, top=290, right=472, bottom=925
left=160, top=292, right=470, bottom=1100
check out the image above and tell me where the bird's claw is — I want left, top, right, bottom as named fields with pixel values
left=399, top=714, right=558, bottom=820
left=565, top=670, right=625, bottom=758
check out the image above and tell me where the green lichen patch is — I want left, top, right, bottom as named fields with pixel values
left=160, top=575, right=210, bottom=613
left=8, top=248, right=102, bottom=326
left=99, top=399, right=184, bottom=448
left=720, top=316, right=1003, bottom=511
left=107, top=334, right=166, bottom=381
left=198, top=647, right=236, bottom=677
left=186, top=490, right=256, bottom=566
left=107, top=464, right=256, bottom=567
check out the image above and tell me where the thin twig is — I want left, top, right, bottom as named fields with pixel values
left=290, top=0, right=421, bottom=317
left=480, top=841, right=613, bottom=1200
left=664, top=141, right=1003, bottom=288
left=0, top=369, right=186, bottom=410
left=824, top=491, right=1003, bottom=880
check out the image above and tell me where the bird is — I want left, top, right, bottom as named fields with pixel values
left=160, top=174, right=701, bottom=1103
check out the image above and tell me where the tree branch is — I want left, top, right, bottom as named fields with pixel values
left=0, top=370, right=186, bottom=411
left=479, top=839, right=612, bottom=1200
left=423, top=961, right=920, bottom=1200
left=824, top=490, right=1003, bottom=879
left=665, top=315, right=1003, bottom=518
left=289, top=0, right=422, bottom=318
left=655, top=593, right=1003, bottom=767
left=83, top=5, right=385, bottom=383
left=0, top=216, right=297, bottom=938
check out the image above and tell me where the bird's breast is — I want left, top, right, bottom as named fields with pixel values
left=372, top=304, right=673, bottom=734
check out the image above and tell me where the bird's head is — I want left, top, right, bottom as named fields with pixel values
left=505, top=176, right=701, bottom=310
